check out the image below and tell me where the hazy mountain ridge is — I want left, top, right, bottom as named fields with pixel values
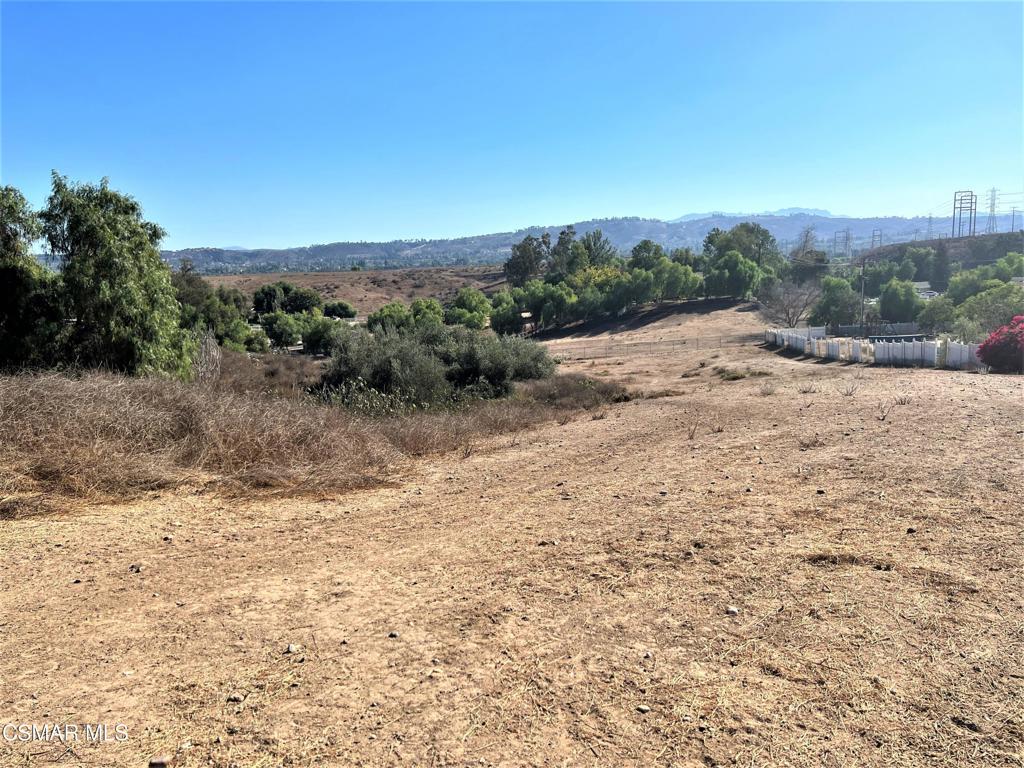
left=162, top=212, right=1020, bottom=274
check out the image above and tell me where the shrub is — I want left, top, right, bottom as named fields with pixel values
left=916, top=296, right=957, bottom=335
left=281, top=286, right=324, bottom=314
left=444, top=287, right=491, bottom=329
left=958, top=283, right=1024, bottom=334
left=301, top=315, right=345, bottom=355
left=319, top=324, right=555, bottom=408
left=324, top=299, right=357, bottom=318
left=260, top=311, right=302, bottom=348
left=879, top=278, right=921, bottom=322
left=977, top=315, right=1024, bottom=373
left=321, top=327, right=453, bottom=407
left=244, top=328, right=271, bottom=353
left=366, top=301, right=414, bottom=333
left=410, top=297, right=444, bottom=326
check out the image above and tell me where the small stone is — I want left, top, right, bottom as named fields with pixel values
left=163, top=535, right=174, bottom=543
left=643, top=651, right=652, bottom=659
left=387, top=631, right=399, bottom=639
left=636, top=704, right=651, bottom=714
left=72, top=579, right=81, bottom=584
left=745, top=487, right=752, bottom=493
left=285, top=643, right=302, bottom=655
left=226, top=692, right=244, bottom=703
left=726, top=605, right=740, bottom=616
left=659, top=490, right=668, bottom=496
left=129, top=563, right=144, bottom=573
left=149, top=756, right=174, bottom=768
left=816, top=489, right=825, bottom=495
left=906, top=527, right=917, bottom=534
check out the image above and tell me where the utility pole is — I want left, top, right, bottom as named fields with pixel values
left=952, top=190, right=977, bottom=238
left=859, top=256, right=867, bottom=335
left=985, top=188, right=998, bottom=233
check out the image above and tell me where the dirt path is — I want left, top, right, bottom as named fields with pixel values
left=2, top=342, right=1022, bottom=767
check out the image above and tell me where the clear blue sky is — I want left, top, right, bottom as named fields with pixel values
left=2, top=1, right=1021, bottom=250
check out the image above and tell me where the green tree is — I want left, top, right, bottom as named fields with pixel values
left=897, top=258, right=916, bottom=281
left=915, top=296, right=957, bottom=335
left=410, top=297, right=444, bottom=326
left=930, top=242, right=951, bottom=292
left=705, top=250, right=762, bottom=298
left=905, top=246, right=935, bottom=284
left=504, top=233, right=550, bottom=287
left=253, top=283, right=286, bottom=315
left=808, top=276, right=859, bottom=327
left=946, top=270, right=1001, bottom=304
left=260, top=310, right=302, bottom=347
left=324, top=299, right=357, bottom=318
left=281, top=286, right=324, bottom=314
left=367, top=301, right=414, bottom=333
left=0, top=186, right=63, bottom=369
left=579, top=229, right=618, bottom=266
left=445, top=287, right=491, bottom=329
left=958, top=283, right=1024, bottom=333
left=862, top=260, right=898, bottom=297
left=628, top=239, right=667, bottom=271
left=670, top=247, right=705, bottom=272
left=546, top=227, right=580, bottom=280
left=301, top=315, right=344, bottom=355
left=654, top=258, right=701, bottom=300
left=878, top=279, right=921, bottom=322
left=39, top=173, right=192, bottom=376
left=490, top=291, right=523, bottom=335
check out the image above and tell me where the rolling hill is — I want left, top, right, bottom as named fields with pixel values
left=161, top=212, right=1021, bottom=274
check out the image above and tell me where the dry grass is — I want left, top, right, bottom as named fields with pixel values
left=0, top=370, right=624, bottom=511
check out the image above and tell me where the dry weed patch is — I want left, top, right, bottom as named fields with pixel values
left=0, top=370, right=625, bottom=510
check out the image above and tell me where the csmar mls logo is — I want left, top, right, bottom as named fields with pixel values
left=2, top=723, right=129, bottom=743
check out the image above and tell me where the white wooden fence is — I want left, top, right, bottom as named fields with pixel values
left=765, top=329, right=984, bottom=370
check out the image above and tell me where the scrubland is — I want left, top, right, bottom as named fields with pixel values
left=1, top=304, right=1021, bottom=767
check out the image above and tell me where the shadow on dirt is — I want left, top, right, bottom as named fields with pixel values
left=533, top=298, right=753, bottom=341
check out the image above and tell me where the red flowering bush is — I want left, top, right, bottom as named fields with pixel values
left=977, top=315, right=1024, bottom=373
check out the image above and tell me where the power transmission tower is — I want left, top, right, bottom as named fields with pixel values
left=985, top=188, right=998, bottom=233
left=952, top=191, right=977, bottom=238
left=926, top=215, right=933, bottom=239
left=870, top=229, right=882, bottom=249
left=1012, top=207, right=1019, bottom=232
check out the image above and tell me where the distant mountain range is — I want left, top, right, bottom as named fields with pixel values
left=161, top=212, right=1021, bottom=274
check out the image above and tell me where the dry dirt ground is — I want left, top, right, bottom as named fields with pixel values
left=208, top=267, right=505, bottom=317
left=2, top=306, right=1023, bottom=768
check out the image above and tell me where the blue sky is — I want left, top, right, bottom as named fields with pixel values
left=2, top=2, right=1021, bottom=250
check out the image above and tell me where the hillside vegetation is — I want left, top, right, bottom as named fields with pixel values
left=160, top=213, right=1024, bottom=274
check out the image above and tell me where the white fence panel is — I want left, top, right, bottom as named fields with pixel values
left=766, top=328, right=984, bottom=371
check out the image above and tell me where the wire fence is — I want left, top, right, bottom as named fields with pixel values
left=544, top=333, right=763, bottom=360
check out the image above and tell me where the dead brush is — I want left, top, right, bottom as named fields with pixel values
left=687, top=422, right=700, bottom=440
left=0, top=370, right=628, bottom=510
left=796, top=382, right=818, bottom=394
left=877, top=400, right=895, bottom=421
left=798, top=435, right=825, bottom=450
left=759, top=381, right=777, bottom=396
left=840, top=381, right=859, bottom=397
